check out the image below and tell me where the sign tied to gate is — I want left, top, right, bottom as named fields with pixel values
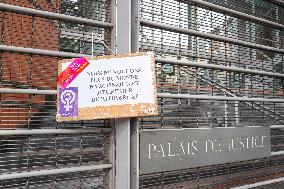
left=56, top=52, right=158, bottom=121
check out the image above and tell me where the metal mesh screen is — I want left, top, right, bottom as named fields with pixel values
left=0, top=0, right=114, bottom=188
left=139, top=0, right=284, bottom=188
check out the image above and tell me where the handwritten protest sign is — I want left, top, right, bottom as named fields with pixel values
left=56, top=52, right=158, bottom=122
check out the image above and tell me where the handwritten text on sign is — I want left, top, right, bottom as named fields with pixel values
left=140, top=127, right=271, bottom=174
left=56, top=52, right=158, bottom=121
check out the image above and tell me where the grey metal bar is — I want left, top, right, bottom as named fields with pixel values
left=140, top=19, right=284, bottom=54
left=2, top=88, right=284, bottom=103
left=130, top=119, right=140, bottom=189
left=230, top=176, right=284, bottom=189
left=0, top=128, right=111, bottom=136
left=0, top=88, right=57, bottom=95
left=0, top=3, right=113, bottom=28
left=0, top=164, right=112, bottom=181
left=156, top=58, right=284, bottom=78
left=2, top=45, right=283, bottom=76
left=270, top=125, right=284, bottom=129
left=0, top=44, right=90, bottom=58
left=189, top=0, right=284, bottom=30
left=157, top=93, right=284, bottom=103
left=130, top=0, right=140, bottom=188
left=116, top=0, right=132, bottom=188
left=271, top=150, right=284, bottom=156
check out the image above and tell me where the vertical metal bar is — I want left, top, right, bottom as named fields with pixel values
left=108, top=1, right=116, bottom=188
left=235, top=101, right=240, bottom=125
left=130, top=119, right=140, bottom=189
left=131, top=0, right=140, bottom=188
left=116, top=0, right=132, bottom=188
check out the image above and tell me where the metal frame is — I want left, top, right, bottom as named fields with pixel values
left=0, top=128, right=111, bottom=135
left=0, top=164, right=112, bottom=181
left=0, top=45, right=89, bottom=58
left=1, top=45, right=283, bottom=79
left=1, top=0, right=284, bottom=188
left=0, top=3, right=113, bottom=28
left=130, top=0, right=140, bottom=188
left=271, top=151, right=284, bottom=156
left=140, top=19, right=284, bottom=54
left=156, top=58, right=284, bottom=78
left=115, top=0, right=132, bottom=189
left=2, top=88, right=284, bottom=103
left=189, top=0, right=284, bottom=30
left=157, top=93, right=284, bottom=103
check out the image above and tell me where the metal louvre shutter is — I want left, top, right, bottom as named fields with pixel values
left=138, top=0, right=284, bottom=188
left=0, top=0, right=114, bottom=188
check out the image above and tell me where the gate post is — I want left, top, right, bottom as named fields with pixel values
left=130, top=0, right=140, bottom=188
left=116, top=0, right=140, bottom=188
left=115, top=0, right=132, bottom=189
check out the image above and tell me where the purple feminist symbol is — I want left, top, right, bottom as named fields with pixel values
left=59, top=87, right=78, bottom=117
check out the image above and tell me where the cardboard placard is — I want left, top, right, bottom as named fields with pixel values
left=56, top=52, right=158, bottom=122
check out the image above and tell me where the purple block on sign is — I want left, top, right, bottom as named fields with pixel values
left=59, top=87, right=78, bottom=117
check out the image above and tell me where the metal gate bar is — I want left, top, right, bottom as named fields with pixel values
left=188, top=0, right=284, bottom=29
left=1, top=88, right=284, bottom=103
left=0, top=164, right=112, bottom=181
left=1, top=45, right=283, bottom=78
left=0, top=3, right=113, bottom=28
left=140, top=19, right=284, bottom=53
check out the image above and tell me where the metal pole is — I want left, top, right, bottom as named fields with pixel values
left=140, top=19, right=284, bottom=54
left=0, top=164, right=112, bottom=181
left=1, top=44, right=283, bottom=78
left=0, top=3, right=113, bottom=28
left=0, top=128, right=110, bottom=135
left=116, top=0, right=132, bottom=188
left=0, top=44, right=90, bottom=58
left=270, top=125, right=284, bottom=129
left=2, top=88, right=284, bottom=103
left=130, top=0, right=140, bottom=188
left=271, top=150, right=284, bottom=156
left=189, top=0, right=284, bottom=30
left=156, top=57, right=284, bottom=78
left=0, top=88, right=57, bottom=95
left=157, top=93, right=284, bottom=103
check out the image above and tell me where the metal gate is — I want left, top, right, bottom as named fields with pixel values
left=0, top=0, right=114, bottom=188
left=1, top=0, right=284, bottom=189
left=132, top=0, right=284, bottom=188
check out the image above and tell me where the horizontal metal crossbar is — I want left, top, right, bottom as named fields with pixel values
left=0, top=88, right=57, bottom=95
left=0, top=164, right=112, bottom=180
left=0, top=3, right=113, bottom=28
left=0, top=128, right=111, bottom=135
left=189, top=0, right=284, bottom=30
left=1, top=45, right=283, bottom=78
left=0, top=45, right=90, bottom=58
left=230, top=176, right=284, bottom=189
left=270, top=125, right=284, bottom=129
left=156, top=58, right=284, bottom=78
left=140, top=19, right=284, bottom=54
left=158, top=93, right=284, bottom=103
left=271, top=151, right=284, bottom=156
left=1, top=88, right=284, bottom=103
